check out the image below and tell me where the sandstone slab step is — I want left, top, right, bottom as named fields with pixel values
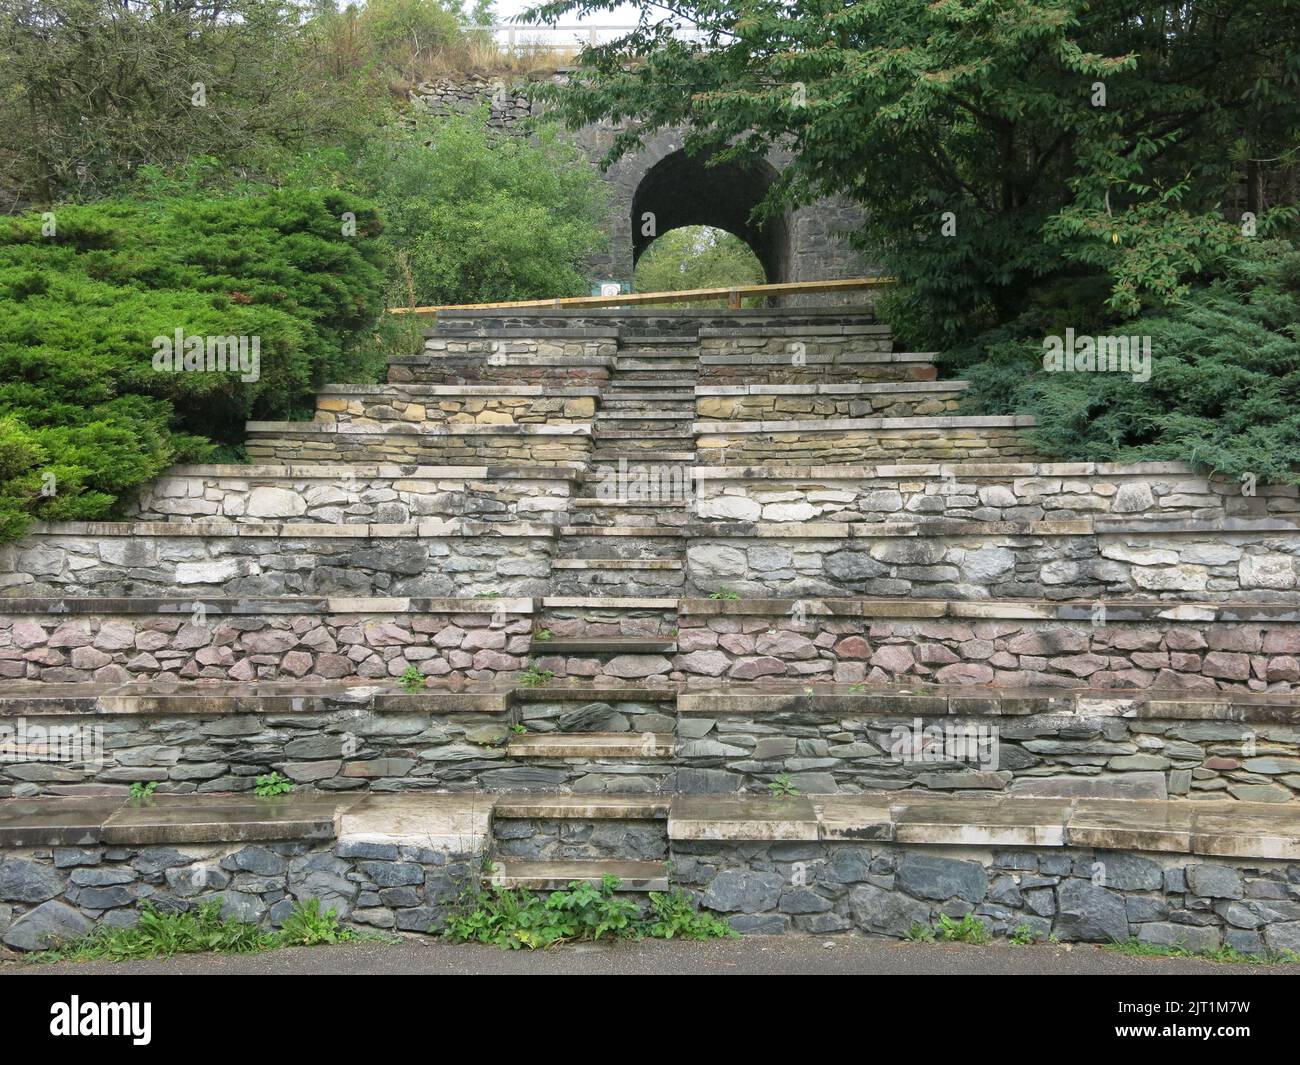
left=505, top=732, right=674, bottom=758
left=491, top=859, right=668, bottom=891
left=492, top=794, right=670, bottom=819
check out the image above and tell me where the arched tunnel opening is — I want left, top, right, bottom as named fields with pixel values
left=631, top=149, right=791, bottom=285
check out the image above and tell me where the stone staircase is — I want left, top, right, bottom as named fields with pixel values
left=3, top=303, right=1300, bottom=950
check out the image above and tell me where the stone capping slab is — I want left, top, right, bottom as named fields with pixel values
left=693, top=415, right=1038, bottom=434
left=390, top=354, right=615, bottom=368
left=0, top=798, right=125, bottom=847
left=682, top=517, right=1300, bottom=537
left=336, top=793, right=491, bottom=853
left=699, top=352, right=931, bottom=367
left=666, top=793, right=1300, bottom=859
left=698, top=325, right=893, bottom=337
left=245, top=420, right=591, bottom=437
left=492, top=794, right=670, bottom=819
left=318, top=384, right=601, bottom=397
left=668, top=795, right=821, bottom=841
left=695, top=381, right=970, bottom=397
left=98, top=795, right=353, bottom=846
left=0, top=681, right=513, bottom=717
left=678, top=596, right=1300, bottom=623
left=5, top=792, right=1300, bottom=859
left=674, top=685, right=1300, bottom=722
left=0, top=596, right=537, bottom=617
left=420, top=326, right=622, bottom=338
left=161, top=463, right=580, bottom=481
left=540, top=596, right=680, bottom=609
left=28, top=519, right=560, bottom=539
left=691, top=460, right=1203, bottom=480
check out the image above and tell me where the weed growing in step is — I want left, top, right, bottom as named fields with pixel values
left=518, top=660, right=554, bottom=689
left=28, top=899, right=360, bottom=963
left=1107, top=938, right=1300, bottom=965
left=905, top=922, right=936, bottom=943
left=767, top=774, right=799, bottom=798
left=533, top=628, right=552, bottom=642
left=129, top=781, right=159, bottom=801
left=510, top=723, right=527, bottom=734
left=708, top=588, right=740, bottom=600
left=254, top=771, right=293, bottom=797
left=936, top=914, right=992, bottom=945
left=399, top=665, right=426, bottom=693
left=442, top=875, right=735, bottom=949
left=1009, top=923, right=1036, bottom=946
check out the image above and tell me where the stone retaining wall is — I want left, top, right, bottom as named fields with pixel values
left=0, top=837, right=478, bottom=949
left=129, top=467, right=574, bottom=525
left=694, top=463, right=1297, bottom=524
left=694, top=420, right=1039, bottom=465
left=699, top=353, right=936, bottom=385
left=674, top=841, right=1300, bottom=951
left=674, top=603, right=1300, bottom=694
left=0, top=602, right=535, bottom=686
left=316, top=389, right=596, bottom=426
left=696, top=385, right=965, bottom=420
left=4, top=526, right=555, bottom=598
left=684, top=526, right=1300, bottom=601
left=675, top=710, right=1300, bottom=801
left=244, top=424, right=591, bottom=466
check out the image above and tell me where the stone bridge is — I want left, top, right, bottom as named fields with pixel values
left=414, top=75, right=868, bottom=288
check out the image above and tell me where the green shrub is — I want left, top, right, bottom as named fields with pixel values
left=0, top=179, right=386, bottom=539
left=954, top=242, right=1300, bottom=484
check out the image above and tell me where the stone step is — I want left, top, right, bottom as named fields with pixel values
left=505, top=732, right=675, bottom=758
left=527, top=636, right=677, bottom=655
left=600, top=393, right=695, bottom=403
left=592, top=429, right=694, bottom=440
left=492, top=794, right=670, bottom=818
left=590, top=450, right=695, bottom=462
left=490, top=859, right=669, bottom=891
left=592, top=413, right=691, bottom=421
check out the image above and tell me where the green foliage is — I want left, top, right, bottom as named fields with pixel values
left=1009, top=923, right=1036, bottom=946
left=956, top=242, right=1300, bottom=484
left=254, top=771, right=294, bottom=798
left=276, top=898, right=359, bottom=947
left=128, top=781, right=158, bottom=801
left=518, top=660, right=554, bottom=689
left=641, top=888, right=738, bottom=941
left=767, top=774, right=799, bottom=798
left=29, top=898, right=357, bottom=962
left=905, top=922, right=936, bottom=943
left=0, top=182, right=386, bottom=540
left=531, top=0, right=1300, bottom=347
left=1107, top=937, right=1300, bottom=965
left=444, top=875, right=733, bottom=949
left=0, top=0, right=384, bottom=203
left=936, top=914, right=992, bottom=945
left=708, top=588, right=740, bottom=601
left=355, top=110, right=608, bottom=308
left=533, top=628, right=552, bottom=642
left=634, top=226, right=765, bottom=293
left=399, top=665, right=428, bottom=693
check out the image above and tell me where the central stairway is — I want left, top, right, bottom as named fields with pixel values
left=3, top=300, right=1300, bottom=947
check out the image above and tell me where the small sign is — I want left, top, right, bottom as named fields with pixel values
left=592, top=281, right=626, bottom=297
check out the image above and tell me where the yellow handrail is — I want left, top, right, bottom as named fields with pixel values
left=387, top=276, right=896, bottom=316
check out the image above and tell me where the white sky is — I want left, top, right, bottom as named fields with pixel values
left=490, top=0, right=643, bottom=26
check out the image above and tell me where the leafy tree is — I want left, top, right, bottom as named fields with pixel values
left=356, top=109, right=608, bottom=306
left=634, top=225, right=765, bottom=292
left=527, top=0, right=1300, bottom=346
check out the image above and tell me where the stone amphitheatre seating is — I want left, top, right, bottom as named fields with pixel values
left=2, top=303, right=1299, bottom=953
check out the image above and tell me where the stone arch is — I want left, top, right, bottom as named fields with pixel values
left=630, top=149, right=790, bottom=283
